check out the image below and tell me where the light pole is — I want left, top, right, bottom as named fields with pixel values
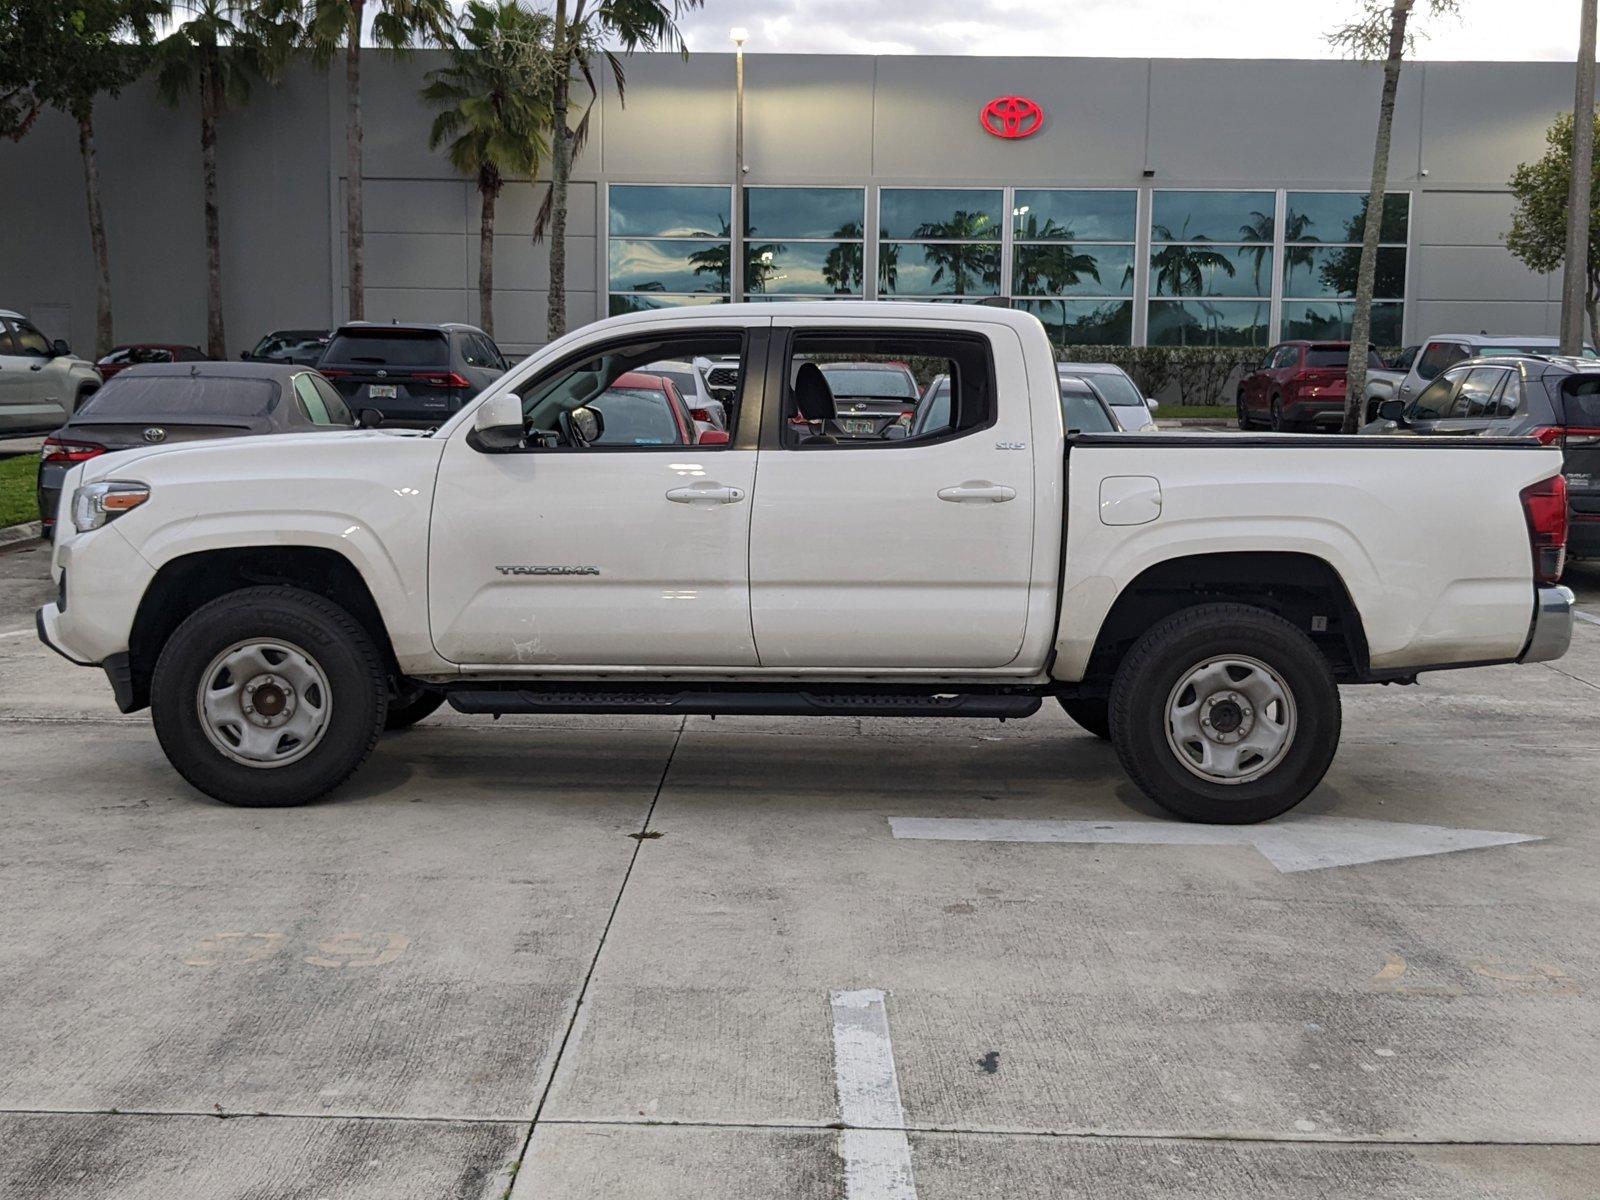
left=1562, top=0, right=1598, bottom=355
left=731, top=26, right=748, bottom=302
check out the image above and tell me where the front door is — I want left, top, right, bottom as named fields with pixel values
left=0, top=317, right=64, bottom=433
left=748, top=320, right=1037, bottom=669
left=428, top=323, right=765, bottom=668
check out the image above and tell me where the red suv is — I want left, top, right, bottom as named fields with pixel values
left=1236, top=340, right=1383, bottom=431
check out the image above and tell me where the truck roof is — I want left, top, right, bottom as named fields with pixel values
left=601, top=300, right=1048, bottom=334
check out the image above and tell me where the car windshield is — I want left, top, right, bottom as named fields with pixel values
left=322, top=331, right=448, bottom=367
left=76, top=376, right=278, bottom=420
left=820, top=367, right=917, bottom=399
left=252, top=333, right=324, bottom=359
left=99, top=347, right=173, bottom=366
left=1066, top=371, right=1142, bottom=408
left=1062, top=391, right=1116, bottom=433
left=590, top=388, right=684, bottom=445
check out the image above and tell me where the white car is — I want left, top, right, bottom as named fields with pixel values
left=38, top=302, right=1573, bottom=825
left=0, top=309, right=102, bottom=434
left=643, top=357, right=727, bottom=430
left=1057, top=361, right=1157, bottom=431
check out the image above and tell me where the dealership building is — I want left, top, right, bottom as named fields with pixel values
left=0, top=52, right=1585, bottom=356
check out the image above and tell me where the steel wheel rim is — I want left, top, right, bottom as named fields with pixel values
left=196, top=639, right=333, bottom=768
left=1164, top=654, right=1296, bottom=786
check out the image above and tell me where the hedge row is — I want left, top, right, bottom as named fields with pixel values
left=1057, top=345, right=1402, bottom=408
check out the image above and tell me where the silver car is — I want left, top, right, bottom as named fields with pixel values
left=0, top=309, right=102, bottom=433
left=1057, top=361, right=1158, bottom=431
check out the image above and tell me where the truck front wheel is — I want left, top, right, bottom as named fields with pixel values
left=1108, top=603, right=1340, bottom=823
left=150, top=586, right=388, bottom=807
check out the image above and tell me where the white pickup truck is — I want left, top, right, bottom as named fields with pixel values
left=36, top=303, right=1576, bottom=824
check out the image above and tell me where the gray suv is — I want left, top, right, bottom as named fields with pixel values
left=0, top=309, right=102, bottom=433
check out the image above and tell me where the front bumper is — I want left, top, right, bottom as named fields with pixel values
left=1521, top=585, right=1576, bottom=663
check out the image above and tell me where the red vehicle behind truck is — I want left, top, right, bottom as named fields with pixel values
left=1236, top=340, right=1385, bottom=431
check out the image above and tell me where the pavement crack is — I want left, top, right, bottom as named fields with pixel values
left=503, top=717, right=686, bottom=1185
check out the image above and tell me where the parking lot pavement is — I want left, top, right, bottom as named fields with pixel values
left=3, top=538, right=1599, bottom=1198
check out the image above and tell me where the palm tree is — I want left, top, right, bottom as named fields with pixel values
left=421, top=0, right=551, bottom=338
left=1237, top=210, right=1275, bottom=294
left=1149, top=224, right=1237, bottom=298
left=155, top=0, right=296, bottom=358
left=536, top=0, right=704, bottom=341
left=913, top=211, right=1000, bottom=296
left=293, top=0, right=455, bottom=321
left=821, top=220, right=863, bottom=294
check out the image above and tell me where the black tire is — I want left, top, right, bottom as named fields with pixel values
left=1236, top=394, right=1252, bottom=430
left=1108, top=603, right=1340, bottom=824
left=1059, top=696, right=1112, bottom=740
left=151, top=586, right=388, bottom=807
left=385, top=686, right=445, bottom=731
left=1269, top=394, right=1288, bottom=432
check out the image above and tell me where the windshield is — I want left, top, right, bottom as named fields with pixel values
left=590, top=388, right=684, bottom=445
left=1062, top=391, right=1116, bottom=433
left=322, top=330, right=448, bottom=367
left=820, top=367, right=917, bottom=399
left=76, top=375, right=278, bottom=420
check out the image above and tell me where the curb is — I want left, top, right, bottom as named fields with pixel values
left=0, top=521, right=43, bottom=549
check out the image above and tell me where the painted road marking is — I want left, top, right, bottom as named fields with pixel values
left=0, top=629, right=34, bottom=639
left=1575, top=610, right=1600, bottom=627
left=888, top=815, right=1542, bottom=873
left=831, top=988, right=917, bottom=1200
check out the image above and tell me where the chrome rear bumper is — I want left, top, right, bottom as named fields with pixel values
left=1521, top=585, right=1576, bottom=663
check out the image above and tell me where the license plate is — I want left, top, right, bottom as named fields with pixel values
left=368, top=384, right=397, bottom=398
left=841, top=418, right=875, bottom=435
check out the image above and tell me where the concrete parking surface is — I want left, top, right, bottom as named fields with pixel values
left=1, top=535, right=1598, bottom=1198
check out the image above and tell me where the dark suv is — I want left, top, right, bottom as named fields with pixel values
left=1364, top=353, right=1600, bottom=559
left=315, top=322, right=506, bottom=425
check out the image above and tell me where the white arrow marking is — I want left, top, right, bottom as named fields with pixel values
left=887, top=816, right=1543, bottom=873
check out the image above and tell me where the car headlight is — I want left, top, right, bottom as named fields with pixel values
left=72, top=481, right=150, bottom=532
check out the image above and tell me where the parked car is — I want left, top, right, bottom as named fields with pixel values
left=914, top=372, right=1116, bottom=438
left=817, top=360, right=921, bottom=439
left=1057, top=362, right=1157, bottom=431
left=586, top=370, right=726, bottom=446
left=1236, top=340, right=1386, bottom=431
left=36, top=362, right=357, bottom=536
left=242, top=329, right=331, bottom=366
left=704, top=355, right=742, bottom=411
left=96, top=344, right=211, bottom=382
left=644, top=358, right=728, bottom=429
left=1362, top=353, right=1600, bottom=562
left=36, top=301, right=1573, bottom=825
left=0, top=309, right=101, bottom=434
left=315, top=322, right=506, bottom=425
left=1362, top=344, right=1419, bottom=420
left=1375, top=333, right=1596, bottom=413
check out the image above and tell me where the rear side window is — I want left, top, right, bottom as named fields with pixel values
left=323, top=330, right=448, bottom=367
left=1061, top=389, right=1116, bottom=433
left=1416, top=341, right=1468, bottom=381
left=311, top=375, right=352, bottom=424
left=1490, top=372, right=1523, bottom=418
left=461, top=334, right=501, bottom=369
left=293, top=374, right=334, bottom=424
left=1273, top=345, right=1301, bottom=369
left=77, top=375, right=278, bottom=419
left=1448, top=367, right=1505, bottom=418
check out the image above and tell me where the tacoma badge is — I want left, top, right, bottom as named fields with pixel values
left=495, top=565, right=600, bottom=576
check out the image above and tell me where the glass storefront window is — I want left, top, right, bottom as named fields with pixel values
left=1013, top=190, right=1137, bottom=242
left=1283, top=245, right=1406, bottom=299
left=1282, top=300, right=1405, bottom=345
left=1148, top=299, right=1270, bottom=347
left=608, top=238, right=731, bottom=294
left=607, top=184, right=732, bottom=312
left=608, top=185, right=731, bottom=238
left=1282, top=191, right=1409, bottom=341
left=1285, top=192, right=1408, bottom=244
left=878, top=188, right=1003, bottom=241
left=1017, top=299, right=1134, bottom=347
left=742, top=187, right=866, bottom=297
left=1151, top=191, right=1275, bottom=243
left=608, top=293, right=729, bottom=317
left=1150, top=244, right=1280, bottom=299
left=878, top=241, right=1002, bottom=297
left=1014, top=244, right=1136, bottom=298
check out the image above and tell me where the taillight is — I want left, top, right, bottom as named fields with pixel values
left=1520, top=475, right=1569, bottom=584
left=690, top=407, right=712, bottom=422
left=1528, top=425, right=1600, bottom=446
left=318, top=368, right=352, bottom=378
left=416, top=371, right=471, bottom=389
left=42, top=436, right=106, bottom=464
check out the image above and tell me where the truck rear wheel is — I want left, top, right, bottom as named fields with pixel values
left=1058, top=696, right=1111, bottom=740
left=150, top=586, right=388, bottom=807
left=1108, top=603, right=1340, bottom=823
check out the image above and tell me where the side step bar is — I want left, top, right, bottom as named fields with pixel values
left=445, top=687, right=1043, bottom=719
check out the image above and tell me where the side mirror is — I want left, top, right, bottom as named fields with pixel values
left=49, top=339, right=71, bottom=358
left=357, top=408, right=384, bottom=429
left=1377, top=400, right=1407, bottom=424
left=569, top=405, right=604, bottom=444
left=466, top=392, right=525, bottom=452
left=693, top=355, right=713, bottom=372
left=1146, top=398, right=1159, bottom=412
left=698, top=429, right=730, bottom=446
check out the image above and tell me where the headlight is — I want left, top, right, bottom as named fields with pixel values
left=72, top=481, right=150, bottom=532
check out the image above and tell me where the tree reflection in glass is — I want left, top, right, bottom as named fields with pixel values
left=908, top=211, right=1002, bottom=295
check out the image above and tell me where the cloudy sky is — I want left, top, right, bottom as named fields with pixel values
left=671, top=0, right=1585, bottom=61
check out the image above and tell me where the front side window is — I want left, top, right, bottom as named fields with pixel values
left=294, top=374, right=333, bottom=424
left=608, top=184, right=732, bottom=316
left=9, top=320, right=51, bottom=355
left=782, top=330, right=994, bottom=448
left=515, top=330, right=743, bottom=452
left=1410, top=368, right=1463, bottom=420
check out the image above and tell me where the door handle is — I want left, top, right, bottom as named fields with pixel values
left=666, top=482, right=745, bottom=505
left=938, top=481, right=1016, bottom=503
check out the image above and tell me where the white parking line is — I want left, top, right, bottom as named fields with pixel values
left=1575, top=610, right=1600, bottom=627
left=0, top=629, right=34, bottom=639
left=830, top=988, right=918, bottom=1200
left=889, top=816, right=1542, bottom=873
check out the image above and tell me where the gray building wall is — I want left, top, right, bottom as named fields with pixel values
left=0, top=52, right=1580, bottom=357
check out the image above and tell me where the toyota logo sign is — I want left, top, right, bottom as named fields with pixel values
left=980, top=95, right=1044, bottom=140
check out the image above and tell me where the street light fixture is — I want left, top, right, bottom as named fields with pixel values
left=731, top=27, right=749, bottom=301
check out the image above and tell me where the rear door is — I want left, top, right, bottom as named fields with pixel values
left=0, top=317, right=68, bottom=432
left=747, top=319, right=1036, bottom=669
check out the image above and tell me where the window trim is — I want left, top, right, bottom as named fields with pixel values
left=761, top=324, right=1000, bottom=453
